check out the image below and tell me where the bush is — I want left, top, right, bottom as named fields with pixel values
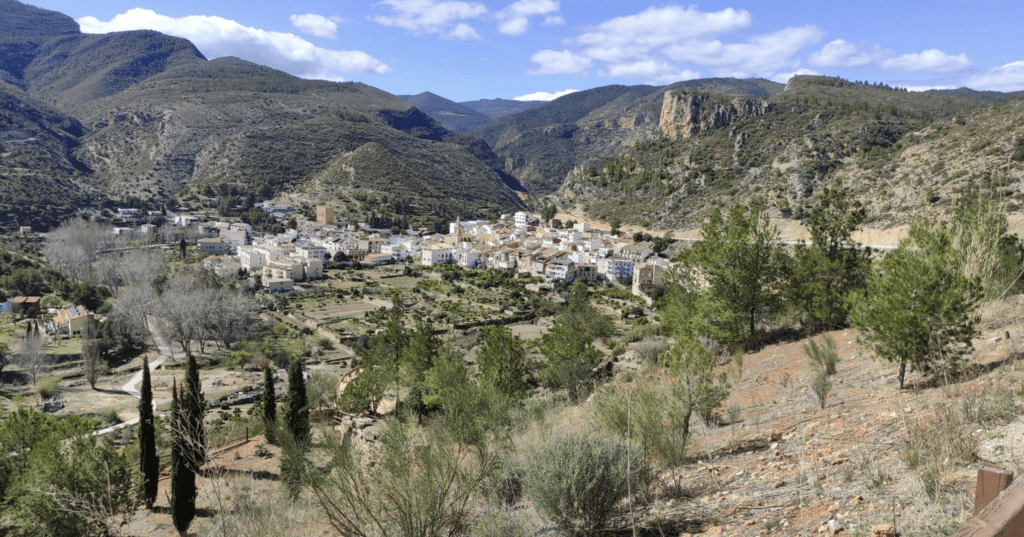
left=524, top=433, right=650, bottom=537
left=804, top=334, right=838, bottom=375
left=35, top=377, right=59, bottom=399
left=811, top=369, right=831, bottom=410
left=592, top=382, right=690, bottom=465
left=631, top=337, right=668, bottom=363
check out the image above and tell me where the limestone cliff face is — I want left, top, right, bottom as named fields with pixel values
left=659, top=91, right=773, bottom=138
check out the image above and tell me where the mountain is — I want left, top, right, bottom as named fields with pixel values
left=0, top=80, right=99, bottom=229
left=0, top=0, right=525, bottom=230
left=555, top=76, right=1024, bottom=228
left=0, top=0, right=79, bottom=37
left=398, top=92, right=494, bottom=132
left=459, top=98, right=543, bottom=120
left=472, top=79, right=785, bottom=194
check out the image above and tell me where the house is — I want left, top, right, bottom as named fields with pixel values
left=514, top=211, right=529, bottom=227
left=294, top=246, right=326, bottom=263
left=219, top=228, right=247, bottom=250
left=52, top=307, right=93, bottom=336
left=264, top=278, right=294, bottom=292
left=543, top=258, right=575, bottom=282
left=175, top=214, right=201, bottom=227
left=117, top=208, right=140, bottom=222
left=202, top=255, right=242, bottom=278
left=421, top=246, right=454, bottom=266
left=302, top=258, right=324, bottom=280
left=198, top=238, right=231, bottom=255
left=263, top=260, right=304, bottom=282
left=619, top=242, right=653, bottom=262
left=456, top=247, right=481, bottom=269
left=10, top=296, right=42, bottom=315
left=597, top=258, right=637, bottom=281
left=363, top=253, right=394, bottom=266
left=632, top=262, right=668, bottom=298
left=237, top=245, right=266, bottom=272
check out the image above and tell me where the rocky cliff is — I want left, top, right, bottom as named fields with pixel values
left=659, top=91, right=773, bottom=138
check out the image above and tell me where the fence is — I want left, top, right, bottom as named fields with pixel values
left=951, top=466, right=1024, bottom=536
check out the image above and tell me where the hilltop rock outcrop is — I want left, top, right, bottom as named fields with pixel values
left=659, top=91, right=774, bottom=138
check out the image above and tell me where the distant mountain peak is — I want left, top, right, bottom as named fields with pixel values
left=1, top=0, right=81, bottom=36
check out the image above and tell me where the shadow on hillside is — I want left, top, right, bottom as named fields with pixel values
left=904, top=353, right=1019, bottom=391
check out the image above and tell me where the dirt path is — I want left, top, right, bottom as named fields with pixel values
left=93, top=316, right=173, bottom=437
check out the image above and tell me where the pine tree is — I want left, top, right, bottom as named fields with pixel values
left=477, top=324, right=528, bottom=402
left=181, top=351, right=206, bottom=466
left=170, top=380, right=196, bottom=536
left=138, top=358, right=158, bottom=509
left=286, top=358, right=309, bottom=443
left=262, top=365, right=277, bottom=445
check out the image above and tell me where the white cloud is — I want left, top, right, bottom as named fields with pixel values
left=495, top=0, right=559, bottom=36
left=543, top=15, right=564, bottom=26
left=446, top=22, right=480, bottom=39
left=771, top=68, right=821, bottom=84
left=78, top=9, right=390, bottom=78
left=966, top=60, right=1024, bottom=92
left=527, top=49, right=592, bottom=75
left=808, top=39, right=875, bottom=67
left=662, top=25, right=824, bottom=78
left=290, top=14, right=339, bottom=39
left=373, top=0, right=486, bottom=39
left=513, top=88, right=579, bottom=101
left=526, top=5, right=824, bottom=84
left=904, top=84, right=958, bottom=92
left=600, top=60, right=699, bottom=85
left=879, top=49, right=972, bottom=73
left=574, top=5, right=751, bottom=64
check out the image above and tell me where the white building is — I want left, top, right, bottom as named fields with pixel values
left=421, top=246, right=454, bottom=266
left=514, top=211, right=529, bottom=227
left=456, top=248, right=481, bottom=269
left=198, top=237, right=231, bottom=255
left=237, top=246, right=266, bottom=272
left=219, top=228, right=247, bottom=251
left=597, top=258, right=637, bottom=281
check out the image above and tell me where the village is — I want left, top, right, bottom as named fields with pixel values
left=149, top=204, right=678, bottom=298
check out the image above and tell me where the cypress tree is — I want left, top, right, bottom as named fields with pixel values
left=138, top=358, right=159, bottom=509
left=170, top=380, right=196, bottom=536
left=286, top=358, right=309, bottom=443
left=182, top=351, right=207, bottom=466
left=262, top=364, right=277, bottom=445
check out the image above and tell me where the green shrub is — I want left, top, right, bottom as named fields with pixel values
left=631, top=337, right=668, bottom=363
left=524, top=433, right=650, bottom=537
left=592, top=382, right=690, bottom=465
left=811, top=369, right=831, bottom=410
left=804, top=334, right=838, bottom=375
left=35, top=377, right=59, bottom=399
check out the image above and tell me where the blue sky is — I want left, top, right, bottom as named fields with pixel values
left=24, top=0, right=1024, bottom=101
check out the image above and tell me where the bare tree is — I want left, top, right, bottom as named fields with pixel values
left=15, top=321, right=51, bottom=384
left=119, top=249, right=167, bottom=288
left=94, top=255, right=125, bottom=292
left=82, top=315, right=100, bottom=389
left=43, top=218, right=117, bottom=282
left=207, top=289, right=257, bottom=351
left=115, top=284, right=157, bottom=333
left=97, top=249, right=167, bottom=294
left=162, top=275, right=203, bottom=356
